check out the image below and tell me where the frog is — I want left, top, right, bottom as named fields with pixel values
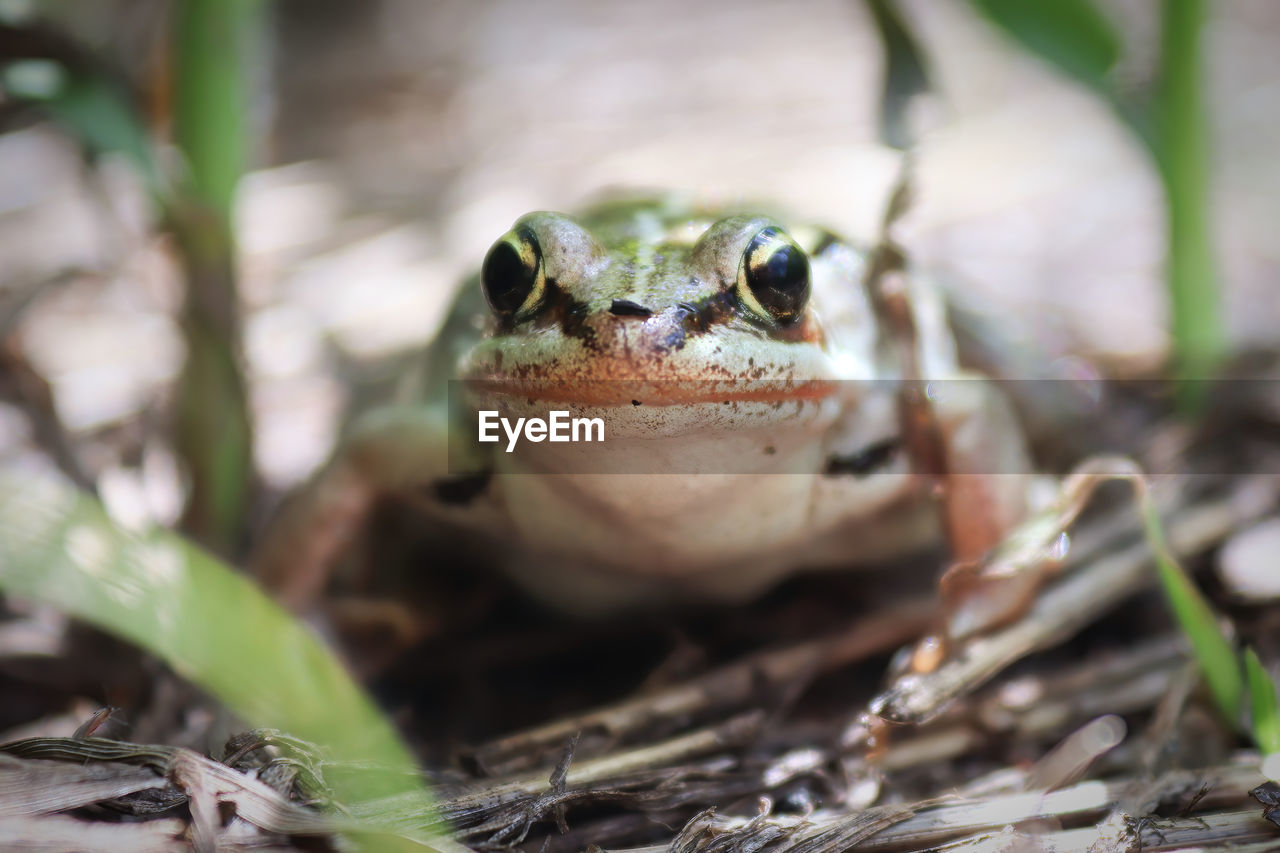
left=251, top=196, right=1033, bottom=617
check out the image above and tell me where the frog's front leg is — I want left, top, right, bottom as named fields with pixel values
left=928, top=375, right=1071, bottom=640
left=929, top=375, right=1035, bottom=562
left=871, top=267, right=1041, bottom=641
left=251, top=405, right=489, bottom=612
left=869, top=267, right=1034, bottom=559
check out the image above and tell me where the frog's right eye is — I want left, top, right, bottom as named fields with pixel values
left=481, top=226, right=546, bottom=320
left=736, top=226, right=810, bottom=324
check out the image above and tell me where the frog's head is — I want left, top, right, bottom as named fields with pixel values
left=461, top=207, right=863, bottom=408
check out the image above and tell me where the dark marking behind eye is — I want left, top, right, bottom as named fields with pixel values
left=609, top=299, right=653, bottom=317
left=675, top=293, right=733, bottom=336
left=824, top=438, right=899, bottom=478
left=551, top=285, right=599, bottom=347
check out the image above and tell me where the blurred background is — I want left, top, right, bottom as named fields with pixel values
left=1, top=0, right=1278, bottom=538
left=4, top=8, right=1280, bottom=842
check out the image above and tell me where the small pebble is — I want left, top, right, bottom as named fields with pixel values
left=1217, top=517, right=1280, bottom=602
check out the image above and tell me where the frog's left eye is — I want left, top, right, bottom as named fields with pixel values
left=481, top=226, right=546, bottom=320
left=736, top=227, right=811, bottom=324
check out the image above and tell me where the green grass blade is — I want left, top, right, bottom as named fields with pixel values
left=968, top=0, right=1222, bottom=405
left=169, top=0, right=259, bottom=554
left=173, top=0, right=257, bottom=219
left=965, top=0, right=1121, bottom=95
left=1246, top=648, right=1280, bottom=756
left=1152, top=0, right=1222, bottom=405
left=0, top=469, right=436, bottom=822
left=1141, top=500, right=1243, bottom=726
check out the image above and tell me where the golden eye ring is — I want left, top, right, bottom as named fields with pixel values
left=481, top=225, right=546, bottom=320
left=736, top=226, right=810, bottom=324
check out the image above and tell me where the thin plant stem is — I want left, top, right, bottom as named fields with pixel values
left=170, top=0, right=260, bottom=554
left=1153, top=0, right=1223, bottom=406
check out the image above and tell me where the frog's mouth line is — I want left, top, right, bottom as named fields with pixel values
left=465, top=379, right=838, bottom=407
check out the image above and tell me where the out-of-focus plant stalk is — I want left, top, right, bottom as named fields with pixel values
left=170, top=0, right=259, bottom=555
left=1153, top=0, right=1222, bottom=405
left=962, top=0, right=1225, bottom=409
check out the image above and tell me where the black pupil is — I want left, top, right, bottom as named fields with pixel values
left=481, top=237, right=537, bottom=317
left=746, top=229, right=810, bottom=321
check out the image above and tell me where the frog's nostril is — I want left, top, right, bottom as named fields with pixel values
left=609, top=299, right=653, bottom=318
